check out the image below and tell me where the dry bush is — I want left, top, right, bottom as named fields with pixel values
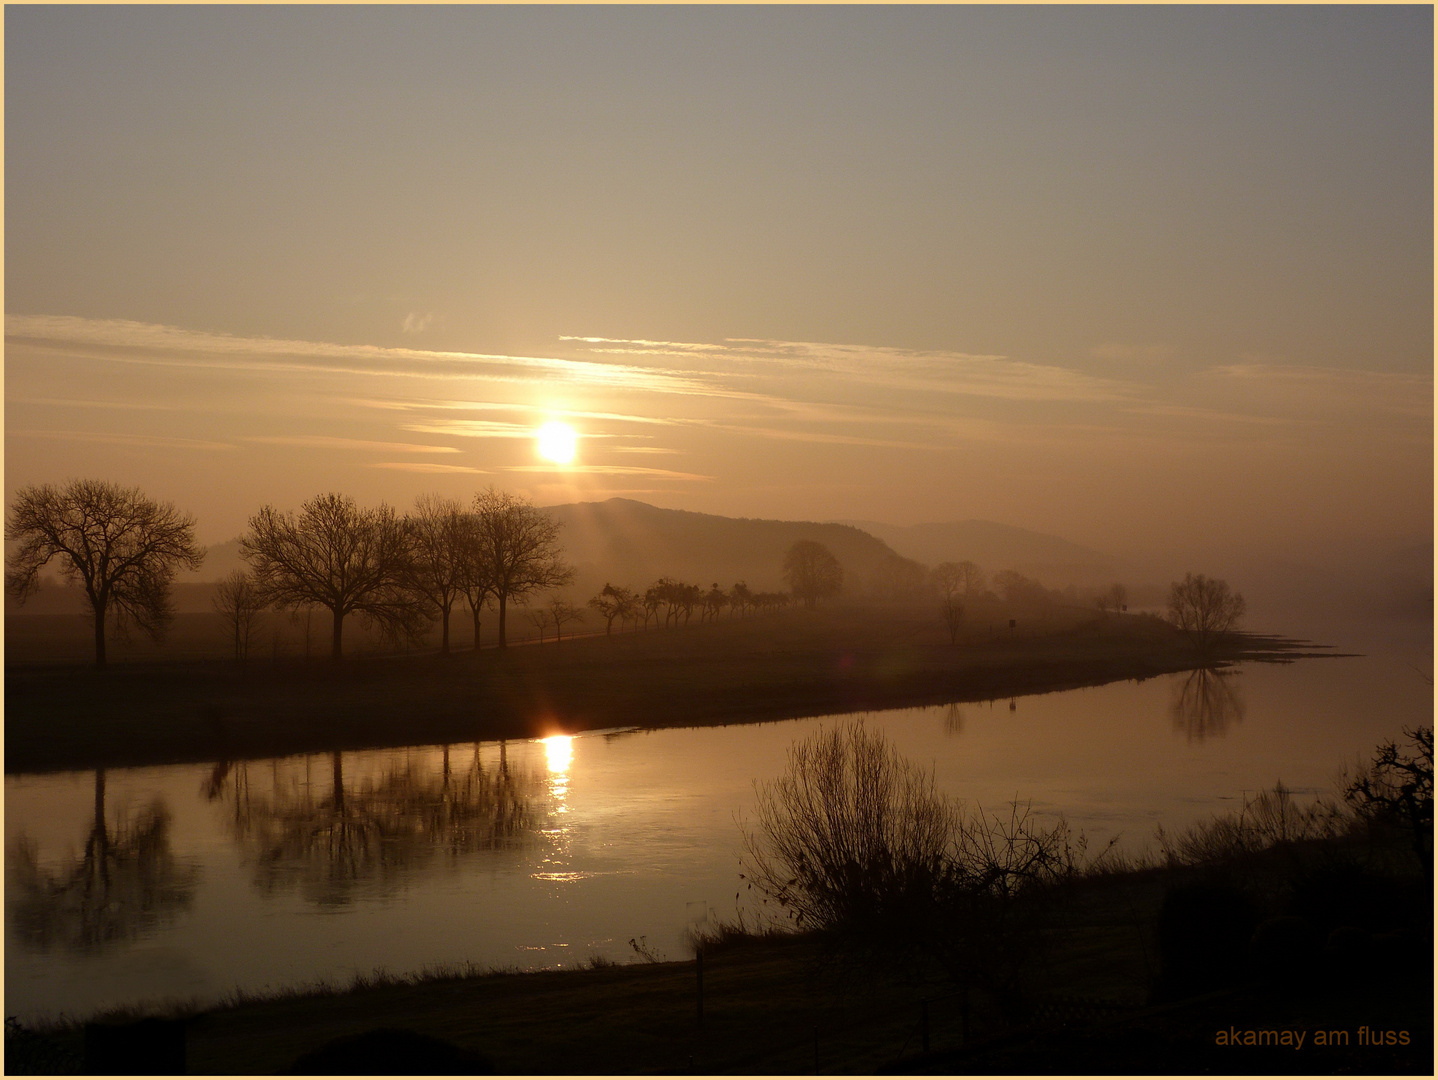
left=1156, top=781, right=1347, bottom=866
left=741, top=719, right=1088, bottom=998
left=741, top=720, right=957, bottom=937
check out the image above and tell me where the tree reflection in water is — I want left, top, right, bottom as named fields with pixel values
left=8, top=770, right=199, bottom=952
left=943, top=702, right=965, bottom=736
left=204, top=743, right=542, bottom=906
left=1170, top=667, right=1246, bottom=741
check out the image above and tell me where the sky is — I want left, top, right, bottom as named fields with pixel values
left=5, top=5, right=1432, bottom=574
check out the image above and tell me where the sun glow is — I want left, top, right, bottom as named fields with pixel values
left=542, top=734, right=573, bottom=774
left=536, top=422, right=578, bottom=465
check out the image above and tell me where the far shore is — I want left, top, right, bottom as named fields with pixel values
left=4, top=602, right=1337, bottom=775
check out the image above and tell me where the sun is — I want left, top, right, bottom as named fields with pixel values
left=536, top=421, right=578, bottom=465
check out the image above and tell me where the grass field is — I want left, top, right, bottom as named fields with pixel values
left=5, top=600, right=1323, bottom=775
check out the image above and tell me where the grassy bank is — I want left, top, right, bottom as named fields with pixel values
left=7, top=833, right=1429, bottom=1074
left=5, top=602, right=1329, bottom=774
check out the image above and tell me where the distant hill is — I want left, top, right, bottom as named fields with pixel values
left=150, top=502, right=1113, bottom=609
left=840, top=519, right=1114, bottom=586
left=544, top=498, right=913, bottom=600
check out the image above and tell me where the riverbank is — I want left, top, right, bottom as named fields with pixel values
left=6, top=834, right=1429, bottom=1074
left=5, top=603, right=1333, bottom=774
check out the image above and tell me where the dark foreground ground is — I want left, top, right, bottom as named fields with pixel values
left=5, top=602, right=1329, bottom=774
left=6, top=841, right=1430, bottom=1075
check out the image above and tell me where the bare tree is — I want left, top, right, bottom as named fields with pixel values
left=5, top=479, right=205, bottom=667
left=1345, top=725, right=1433, bottom=877
left=702, top=582, right=729, bottom=622
left=589, top=583, right=638, bottom=635
left=1167, top=572, right=1246, bottom=653
left=931, top=563, right=969, bottom=645
left=471, top=488, right=574, bottom=648
left=1107, top=582, right=1128, bottom=614
left=548, top=597, right=585, bottom=642
left=525, top=607, right=550, bottom=644
left=782, top=540, right=844, bottom=609
left=212, top=569, right=266, bottom=662
left=289, top=603, right=321, bottom=660
left=729, top=581, right=753, bottom=618
left=240, top=493, right=424, bottom=660
left=453, top=515, right=491, bottom=652
left=404, top=494, right=470, bottom=654
left=952, top=560, right=985, bottom=598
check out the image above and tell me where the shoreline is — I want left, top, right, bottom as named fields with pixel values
left=4, top=606, right=1339, bottom=775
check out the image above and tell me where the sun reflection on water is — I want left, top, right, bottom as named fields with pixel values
left=542, top=735, right=573, bottom=775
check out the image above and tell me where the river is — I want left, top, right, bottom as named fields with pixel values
left=5, top=619, right=1430, bottom=1023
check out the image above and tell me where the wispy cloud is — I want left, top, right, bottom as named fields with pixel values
left=401, top=312, right=434, bottom=334
left=8, top=396, right=184, bottom=412
left=499, top=464, right=714, bottom=480
left=368, top=462, right=490, bottom=474
left=400, top=420, right=536, bottom=439
left=243, top=435, right=460, bottom=454
left=11, top=430, right=234, bottom=451
left=565, top=334, right=1140, bottom=405
left=4, top=314, right=721, bottom=397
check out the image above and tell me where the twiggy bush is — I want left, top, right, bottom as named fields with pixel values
left=741, top=720, right=1085, bottom=995
left=742, top=721, right=957, bottom=939
left=1156, top=781, right=1346, bottom=867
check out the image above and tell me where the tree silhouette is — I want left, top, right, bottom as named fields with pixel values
left=212, top=569, right=266, bottom=662
left=1345, top=725, right=1433, bottom=877
left=547, top=597, right=585, bottom=641
left=702, top=583, right=728, bottom=622
left=931, top=563, right=968, bottom=645
left=470, top=488, right=573, bottom=648
left=782, top=540, right=843, bottom=609
left=404, top=494, right=471, bottom=654
left=242, top=493, right=425, bottom=659
left=6, top=480, right=205, bottom=667
left=1167, top=572, right=1245, bottom=653
left=589, top=583, right=638, bottom=635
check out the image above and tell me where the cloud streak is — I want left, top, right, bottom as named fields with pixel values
left=11, top=429, right=235, bottom=452
left=243, top=435, right=460, bottom=454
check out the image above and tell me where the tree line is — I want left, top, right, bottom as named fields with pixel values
left=586, top=579, right=795, bottom=636
left=5, top=478, right=1247, bottom=667
left=5, top=480, right=571, bottom=665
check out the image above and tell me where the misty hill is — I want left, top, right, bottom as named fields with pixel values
left=545, top=498, right=911, bottom=600
left=842, top=519, right=1114, bottom=586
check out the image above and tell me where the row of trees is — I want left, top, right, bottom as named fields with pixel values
left=5, top=479, right=1249, bottom=667
left=5, top=480, right=573, bottom=665
left=587, top=579, right=795, bottom=635
left=238, top=488, right=573, bottom=659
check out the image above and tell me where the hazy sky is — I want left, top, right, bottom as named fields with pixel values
left=5, top=6, right=1432, bottom=569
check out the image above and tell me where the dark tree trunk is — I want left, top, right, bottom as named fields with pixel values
left=331, top=609, right=344, bottom=660
left=497, top=594, right=508, bottom=648
left=94, top=615, right=107, bottom=669
left=471, top=606, right=482, bottom=651
left=440, top=605, right=451, bottom=654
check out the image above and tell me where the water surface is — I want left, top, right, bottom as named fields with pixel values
left=6, top=635, right=1430, bottom=1022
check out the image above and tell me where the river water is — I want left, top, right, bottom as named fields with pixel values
left=6, top=621, right=1431, bottom=1022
